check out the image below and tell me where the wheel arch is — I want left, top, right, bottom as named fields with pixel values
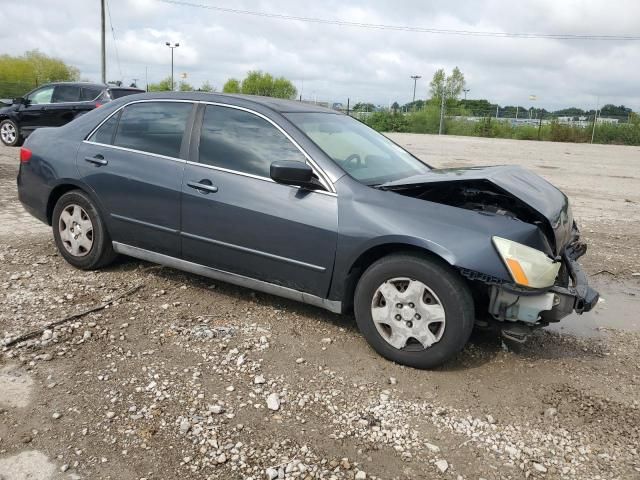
left=338, top=238, right=459, bottom=313
left=46, top=180, right=107, bottom=226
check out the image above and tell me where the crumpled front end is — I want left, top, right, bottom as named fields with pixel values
left=486, top=228, right=599, bottom=339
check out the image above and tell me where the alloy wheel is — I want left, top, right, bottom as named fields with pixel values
left=0, top=122, right=16, bottom=145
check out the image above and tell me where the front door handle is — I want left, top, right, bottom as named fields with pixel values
left=187, top=180, right=218, bottom=194
left=84, top=154, right=108, bottom=166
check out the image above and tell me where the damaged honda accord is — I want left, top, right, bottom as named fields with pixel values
left=17, top=92, right=599, bottom=368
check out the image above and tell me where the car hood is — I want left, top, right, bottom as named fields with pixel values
left=380, top=165, right=574, bottom=254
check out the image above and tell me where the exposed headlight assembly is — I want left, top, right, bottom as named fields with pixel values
left=492, top=237, right=561, bottom=289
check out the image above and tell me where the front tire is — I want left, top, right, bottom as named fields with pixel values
left=52, top=190, right=117, bottom=270
left=0, top=119, right=22, bottom=146
left=354, top=253, right=474, bottom=369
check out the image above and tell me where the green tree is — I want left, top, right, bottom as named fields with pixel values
left=200, top=80, right=214, bottom=92
left=178, top=81, right=194, bottom=92
left=0, top=49, right=80, bottom=98
left=352, top=102, right=376, bottom=112
left=429, top=67, right=466, bottom=103
left=222, top=71, right=297, bottom=99
left=147, top=77, right=174, bottom=91
left=222, top=78, right=241, bottom=93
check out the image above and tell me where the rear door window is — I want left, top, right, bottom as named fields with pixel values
left=80, top=86, right=103, bottom=101
left=108, top=88, right=144, bottom=99
left=113, top=102, right=193, bottom=158
left=52, top=85, right=80, bottom=103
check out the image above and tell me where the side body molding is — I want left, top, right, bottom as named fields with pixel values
left=112, top=242, right=343, bottom=314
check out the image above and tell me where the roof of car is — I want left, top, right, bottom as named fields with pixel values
left=121, top=91, right=340, bottom=114
left=37, top=82, right=144, bottom=91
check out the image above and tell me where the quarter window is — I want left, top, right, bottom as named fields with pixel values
left=113, top=102, right=193, bottom=158
left=88, top=111, right=120, bottom=144
left=27, top=86, right=54, bottom=105
left=198, top=105, right=306, bottom=178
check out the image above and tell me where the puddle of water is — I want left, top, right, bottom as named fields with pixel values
left=0, top=450, right=56, bottom=480
left=0, top=365, right=34, bottom=408
left=546, top=287, right=640, bottom=337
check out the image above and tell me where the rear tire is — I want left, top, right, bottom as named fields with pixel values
left=354, top=253, right=474, bottom=369
left=52, top=190, right=117, bottom=270
left=0, top=119, right=22, bottom=146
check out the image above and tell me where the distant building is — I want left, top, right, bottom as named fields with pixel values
left=597, top=117, right=619, bottom=124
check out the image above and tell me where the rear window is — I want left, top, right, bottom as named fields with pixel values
left=108, top=88, right=144, bottom=99
left=112, top=102, right=193, bottom=158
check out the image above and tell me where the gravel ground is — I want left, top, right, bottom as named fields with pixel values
left=1, top=136, right=639, bottom=480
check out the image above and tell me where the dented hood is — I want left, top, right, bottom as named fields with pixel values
left=381, top=165, right=574, bottom=253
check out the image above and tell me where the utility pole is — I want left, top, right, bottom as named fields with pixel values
left=438, top=89, right=446, bottom=135
left=496, top=104, right=499, bottom=119
left=516, top=106, right=519, bottom=119
left=463, top=88, right=470, bottom=100
left=591, top=97, right=600, bottom=144
left=165, top=42, right=180, bottom=91
left=100, top=0, right=106, bottom=83
left=410, top=75, right=421, bottom=104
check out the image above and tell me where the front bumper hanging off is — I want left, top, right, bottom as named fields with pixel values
left=489, top=243, right=599, bottom=325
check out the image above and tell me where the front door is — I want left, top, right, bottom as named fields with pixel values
left=180, top=104, right=338, bottom=298
left=78, top=100, right=194, bottom=256
left=18, top=85, right=56, bottom=133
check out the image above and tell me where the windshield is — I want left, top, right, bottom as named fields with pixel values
left=285, top=112, right=430, bottom=185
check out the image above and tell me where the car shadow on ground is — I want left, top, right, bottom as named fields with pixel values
left=105, top=256, right=608, bottom=370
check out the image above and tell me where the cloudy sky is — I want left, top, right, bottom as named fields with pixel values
left=2, top=0, right=640, bottom=110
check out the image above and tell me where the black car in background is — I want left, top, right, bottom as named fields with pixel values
left=0, top=82, right=144, bottom=146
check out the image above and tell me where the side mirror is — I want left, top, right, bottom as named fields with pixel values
left=13, top=97, right=25, bottom=105
left=270, top=161, right=316, bottom=188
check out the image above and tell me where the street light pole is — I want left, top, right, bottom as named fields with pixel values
left=410, top=75, right=421, bottom=104
left=165, top=42, right=180, bottom=91
left=463, top=88, right=470, bottom=100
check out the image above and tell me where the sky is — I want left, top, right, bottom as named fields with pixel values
left=2, top=0, right=640, bottom=110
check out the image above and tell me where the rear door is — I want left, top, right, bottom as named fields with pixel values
left=49, top=85, right=82, bottom=126
left=78, top=100, right=195, bottom=256
left=180, top=103, right=338, bottom=297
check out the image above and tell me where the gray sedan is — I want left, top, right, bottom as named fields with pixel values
left=17, top=92, right=598, bottom=368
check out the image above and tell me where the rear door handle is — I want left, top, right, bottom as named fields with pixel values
left=84, top=154, right=108, bottom=166
left=187, top=180, right=218, bottom=194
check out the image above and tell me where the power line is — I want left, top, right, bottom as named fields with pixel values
left=157, top=0, right=640, bottom=41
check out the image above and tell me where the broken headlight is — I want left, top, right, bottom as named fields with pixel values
left=492, top=237, right=561, bottom=289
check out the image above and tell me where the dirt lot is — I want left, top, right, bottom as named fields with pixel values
left=1, top=136, right=639, bottom=480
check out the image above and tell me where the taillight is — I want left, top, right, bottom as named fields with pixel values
left=95, top=102, right=102, bottom=108
left=20, top=147, right=32, bottom=163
